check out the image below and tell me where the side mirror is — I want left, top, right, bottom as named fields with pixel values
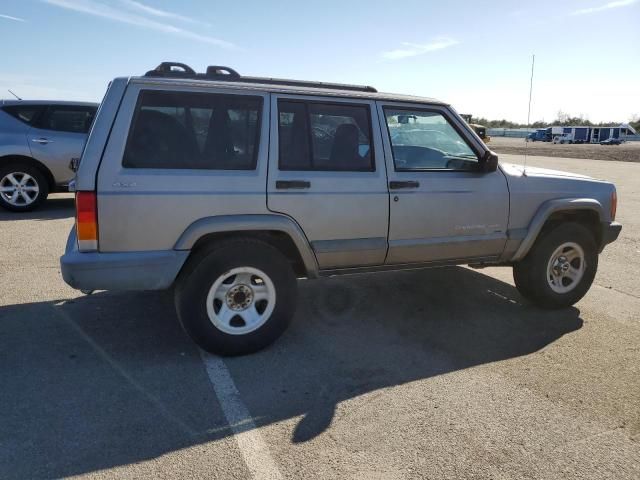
left=479, top=150, right=498, bottom=173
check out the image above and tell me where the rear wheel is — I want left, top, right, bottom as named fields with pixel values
left=175, top=239, right=297, bottom=356
left=0, top=164, right=49, bottom=212
left=513, top=223, right=598, bottom=309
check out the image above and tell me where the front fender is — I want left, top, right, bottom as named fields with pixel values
left=510, top=198, right=604, bottom=262
left=173, top=214, right=319, bottom=278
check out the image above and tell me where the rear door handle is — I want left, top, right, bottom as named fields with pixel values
left=276, top=180, right=311, bottom=189
left=32, top=138, right=52, bottom=145
left=389, top=180, right=420, bottom=189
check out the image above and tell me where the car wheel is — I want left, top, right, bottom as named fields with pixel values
left=513, top=263, right=535, bottom=300
left=513, top=223, right=598, bottom=309
left=174, top=239, right=297, bottom=356
left=0, top=163, right=49, bottom=212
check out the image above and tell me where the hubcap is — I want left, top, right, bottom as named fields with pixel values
left=206, top=267, right=276, bottom=335
left=0, top=172, right=39, bottom=206
left=226, top=284, right=253, bottom=311
left=546, top=242, right=585, bottom=294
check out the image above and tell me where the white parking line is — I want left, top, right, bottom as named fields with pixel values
left=200, top=351, right=283, bottom=480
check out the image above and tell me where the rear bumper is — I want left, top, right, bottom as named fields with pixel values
left=60, top=228, right=189, bottom=291
left=600, top=221, right=622, bottom=251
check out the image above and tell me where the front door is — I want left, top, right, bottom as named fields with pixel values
left=267, top=95, right=389, bottom=269
left=379, top=104, right=509, bottom=264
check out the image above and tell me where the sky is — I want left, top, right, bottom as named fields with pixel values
left=0, top=0, right=638, bottom=124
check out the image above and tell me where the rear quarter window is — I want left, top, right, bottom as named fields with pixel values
left=1, top=105, right=45, bottom=126
left=122, top=90, right=262, bottom=170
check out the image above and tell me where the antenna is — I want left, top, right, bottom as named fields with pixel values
left=7, top=89, right=22, bottom=100
left=523, top=54, right=535, bottom=175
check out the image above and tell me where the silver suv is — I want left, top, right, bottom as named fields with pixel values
left=0, top=100, right=98, bottom=211
left=60, top=62, right=622, bottom=355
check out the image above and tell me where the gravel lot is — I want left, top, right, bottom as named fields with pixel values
left=490, top=136, right=640, bottom=162
left=0, top=154, right=638, bottom=479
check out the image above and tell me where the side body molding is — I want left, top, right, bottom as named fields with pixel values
left=174, top=214, right=320, bottom=278
left=509, top=198, right=604, bottom=262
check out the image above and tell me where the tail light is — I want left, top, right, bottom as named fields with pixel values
left=76, top=191, right=98, bottom=251
left=611, top=190, right=617, bottom=221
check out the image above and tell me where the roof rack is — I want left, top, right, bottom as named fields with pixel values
left=144, top=62, right=378, bottom=93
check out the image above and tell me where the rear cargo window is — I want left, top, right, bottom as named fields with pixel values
left=122, top=90, right=262, bottom=170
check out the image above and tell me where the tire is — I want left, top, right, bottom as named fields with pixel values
left=513, top=263, right=535, bottom=300
left=513, top=223, right=598, bottom=309
left=0, top=163, right=49, bottom=212
left=174, top=238, right=298, bottom=356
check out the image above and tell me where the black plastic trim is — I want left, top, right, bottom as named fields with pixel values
left=600, top=221, right=622, bottom=249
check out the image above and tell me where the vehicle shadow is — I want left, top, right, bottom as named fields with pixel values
left=0, top=267, right=582, bottom=479
left=0, top=195, right=74, bottom=222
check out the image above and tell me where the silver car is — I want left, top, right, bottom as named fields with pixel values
left=60, top=62, right=622, bottom=355
left=0, top=100, right=98, bottom=211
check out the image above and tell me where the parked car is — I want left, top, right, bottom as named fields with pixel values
left=600, top=138, right=622, bottom=146
left=0, top=100, right=98, bottom=211
left=60, top=62, right=622, bottom=355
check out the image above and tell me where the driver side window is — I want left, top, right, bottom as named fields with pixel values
left=384, top=108, right=478, bottom=171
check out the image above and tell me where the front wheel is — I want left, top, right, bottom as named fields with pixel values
left=513, top=223, right=598, bottom=309
left=174, top=239, right=297, bottom=356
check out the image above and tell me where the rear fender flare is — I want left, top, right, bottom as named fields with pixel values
left=173, top=214, right=319, bottom=277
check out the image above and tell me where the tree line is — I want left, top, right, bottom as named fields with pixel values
left=471, top=112, right=640, bottom=131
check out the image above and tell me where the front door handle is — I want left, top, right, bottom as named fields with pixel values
left=389, top=180, right=420, bottom=189
left=276, top=180, right=311, bottom=189
left=32, top=138, right=52, bottom=145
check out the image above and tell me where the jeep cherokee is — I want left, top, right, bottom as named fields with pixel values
left=60, top=63, right=622, bottom=355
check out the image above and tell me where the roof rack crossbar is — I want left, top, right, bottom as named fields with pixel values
left=143, top=62, right=377, bottom=93
left=145, top=62, right=196, bottom=77
left=205, top=65, right=240, bottom=79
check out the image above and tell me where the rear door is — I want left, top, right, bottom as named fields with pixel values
left=267, top=95, right=388, bottom=269
left=379, top=103, right=509, bottom=264
left=28, top=105, right=96, bottom=185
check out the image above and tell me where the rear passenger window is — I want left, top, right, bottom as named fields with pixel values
left=278, top=100, right=374, bottom=171
left=123, top=90, right=262, bottom=170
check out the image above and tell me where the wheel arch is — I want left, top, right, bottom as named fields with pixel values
left=174, top=214, right=319, bottom=278
left=0, top=154, right=56, bottom=191
left=510, top=198, right=604, bottom=262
